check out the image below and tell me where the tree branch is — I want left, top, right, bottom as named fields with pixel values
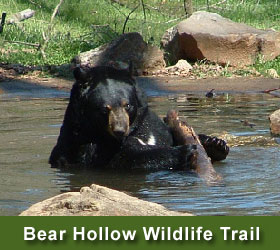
left=40, top=0, right=64, bottom=59
left=183, top=0, right=193, bottom=17
left=139, top=0, right=146, bottom=22
left=122, top=4, right=139, bottom=34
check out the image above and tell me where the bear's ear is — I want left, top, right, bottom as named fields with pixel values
left=73, top=67, right=87, bottom=82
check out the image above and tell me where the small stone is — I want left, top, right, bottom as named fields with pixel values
left=266, top=68, right=279, bottom=78
left=166, top=59, right=192, bottom=75
left=269, top=109, right=280, bottom=136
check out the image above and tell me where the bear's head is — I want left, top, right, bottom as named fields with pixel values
left=73, top=65, right=144, bottom=141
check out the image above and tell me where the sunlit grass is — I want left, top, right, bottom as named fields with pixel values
left=0, top=0, right=279, bottom=75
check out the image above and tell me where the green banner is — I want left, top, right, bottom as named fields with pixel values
left=1, top=217, right=278, bottom=250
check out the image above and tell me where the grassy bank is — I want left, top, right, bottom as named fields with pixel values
left=0, top=0, right=279, bottom=77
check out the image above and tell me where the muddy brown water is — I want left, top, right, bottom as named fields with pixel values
left=0, top=78, right=279, bottom=216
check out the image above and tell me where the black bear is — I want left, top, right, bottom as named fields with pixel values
left=49, top=65, right=228, bottom=170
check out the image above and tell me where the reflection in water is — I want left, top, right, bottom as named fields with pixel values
left=0, top=93, right=279, bottom=216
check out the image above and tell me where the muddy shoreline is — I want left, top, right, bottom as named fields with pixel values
left=0, top=75, right=280, bottom=95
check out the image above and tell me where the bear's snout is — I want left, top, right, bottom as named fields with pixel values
left=108, top=107, right=130, bottom=140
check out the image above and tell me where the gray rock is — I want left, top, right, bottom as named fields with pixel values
left=19, top=184, right=193, bottom=216
left=73, top=32, right=165, bottom=75
left=160, top=26, right=180, bottom=65
left=269, top=109, right=280, bottom=136
left=161, top=11, right=280, bottom=66
left=142, top=45, right=166, bottom=75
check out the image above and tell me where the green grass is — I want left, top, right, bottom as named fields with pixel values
left=0, top=0, right=279, bottom=76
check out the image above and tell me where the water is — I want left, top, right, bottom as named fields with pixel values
left=0, top=84, right=279, bottom=216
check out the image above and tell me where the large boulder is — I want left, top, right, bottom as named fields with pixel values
left=161, top=11, right=280, bottom=66
left=269, top=109, right=280, bottom=136
left=73, top=32, right=166, bottom=75
left=19, top=184, right=192, bottom=216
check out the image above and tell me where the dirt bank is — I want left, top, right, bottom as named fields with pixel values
left=1, top=74, right=280, bottom=95
left=138, top=76, right=280, bottom=94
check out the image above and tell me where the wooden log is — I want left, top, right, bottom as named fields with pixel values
left=262, top=87, right=280, bottom=98
left=164, top=110, right=222, bottom=184
left=7, top=9, right=35, bottom=25
left=263, top=87, right=280, bottom=94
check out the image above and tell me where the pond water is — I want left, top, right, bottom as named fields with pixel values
left=0, top=82, right=279, bottom=216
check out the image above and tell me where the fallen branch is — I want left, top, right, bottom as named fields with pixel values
left=262, top=87, right=280, bottom=94
left=164, top=110, right=222, bottom=185
left=262, top=86, right=280, bottom=98
left=7, top=9, right=35, bottom=25
left=3, top=40, right=40, bottom=49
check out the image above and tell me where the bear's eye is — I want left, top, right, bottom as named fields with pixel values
left=102, top=105, right=111, bottom=114
left=125, top=103, right=131, bottom=111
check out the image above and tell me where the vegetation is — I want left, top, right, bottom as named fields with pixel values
left=0, top=0, right=279, bottom=77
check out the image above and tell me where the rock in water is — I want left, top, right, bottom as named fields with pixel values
left=161, top=11, right=280, bottom=66
left=19, top=184, right=193, bottom=216
left=269, top=109, right=280, bottom=136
